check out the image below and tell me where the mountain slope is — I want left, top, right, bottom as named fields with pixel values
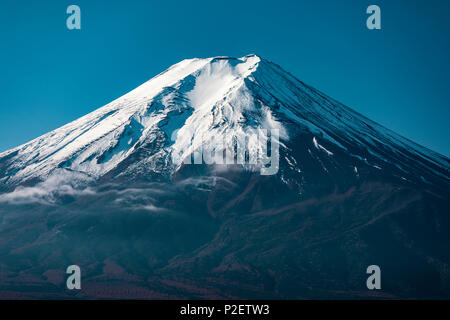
left=0, top=54, right=447, bottom=189
left=0, top=55, right=449, bottom=299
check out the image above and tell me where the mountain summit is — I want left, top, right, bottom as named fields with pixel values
left=0, top=54, right=447, bottom=189
left=0, top=55, right=449, bottom=299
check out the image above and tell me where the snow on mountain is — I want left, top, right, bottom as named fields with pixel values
left=0, top=55, right=449, bottom=299
left=0, top=54, right=448, bottom=189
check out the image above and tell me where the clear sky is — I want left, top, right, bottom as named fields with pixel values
left=0, top=0, right=448, bottom=156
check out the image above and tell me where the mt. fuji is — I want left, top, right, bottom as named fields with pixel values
left=0, top=55, right=448, bottom=299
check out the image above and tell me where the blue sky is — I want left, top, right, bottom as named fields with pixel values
left=0, top=0, right=449, bottom=156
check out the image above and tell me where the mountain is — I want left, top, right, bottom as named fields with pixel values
left=0, top=54, right=449, bottom=299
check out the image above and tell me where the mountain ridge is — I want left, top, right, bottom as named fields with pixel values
left=0, top=54, right=447, bottom=190
left=0, top=55, right=449, bottom=299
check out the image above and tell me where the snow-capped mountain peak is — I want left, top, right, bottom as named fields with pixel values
left=0, top=54, right=448, bottom=189
left=0, top=55, right=271, bottom=184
